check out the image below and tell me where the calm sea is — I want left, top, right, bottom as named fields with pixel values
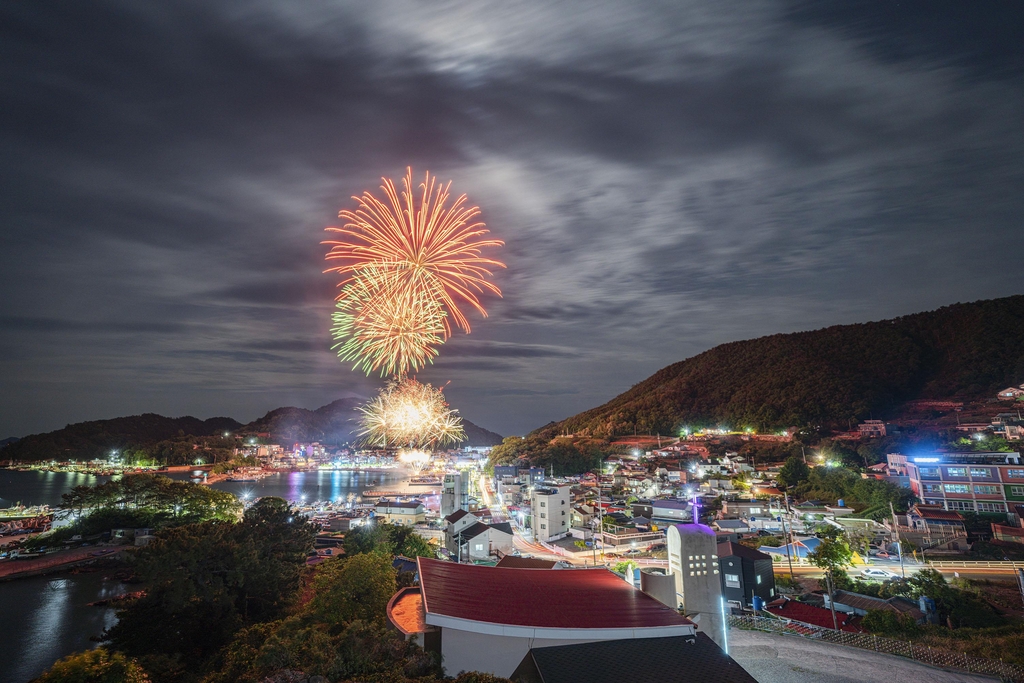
left=0, top=467, right=418, bottom=682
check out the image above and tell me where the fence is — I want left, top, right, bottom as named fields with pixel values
left=729, top=614, right=1024, bottom=682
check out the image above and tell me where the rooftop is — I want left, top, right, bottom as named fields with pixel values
left=717, top=541, right=772, bottom=562
left=766, top=598, right=863, bottom=632
left=495, top=556, right=558, bottom=569
left=417, top=557, right=693, bottom=631
left=377, top=499, right=424, bottom=509
left=512, top=633, right=756, bottom=683
left=444, top=509, right=474, bottom=524
left=386, top=587, right=431, bottom=636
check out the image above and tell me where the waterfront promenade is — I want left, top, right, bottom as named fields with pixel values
left=0, top=547, right=118, bottom=581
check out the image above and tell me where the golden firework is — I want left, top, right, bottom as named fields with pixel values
left=324, top=167, right=505, bottom=338
left=358, top=378, right=465, bottom=448
left=331, top=266, right=446, bottom=377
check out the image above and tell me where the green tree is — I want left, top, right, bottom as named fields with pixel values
left=305, top=553, right=398, bottom=629
left=807, top=526, right=853, bottom=609
left=32, top=648, right=149, bottom=683
left=776, top=456, right=809, bottom=488
left=106, top=498, right=314, bottom=663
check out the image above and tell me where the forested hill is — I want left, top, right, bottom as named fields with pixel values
left=0, top=414, right=243, bottom=463
left=546, top=295, right=1024, bottom=438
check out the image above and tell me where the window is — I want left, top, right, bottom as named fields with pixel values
left=970, top=468, right=991, bottom=478
left=947, top=467, right=967, bottom=477
left=923, top=483, right=942, bottom=493
left=725, top=574, right=740, bottom=588
left=973, top=485, right=1000, bottom=495
left=540, top=524, right=546, bottom=529
left=1011, top=486, right=1024, bottom=496
left=540, top=513, right=546, bottom=519
left=756, top=575, right=763, bottom=584
left=540, top=502, right=546, bottom=507
left=947, top=500, right=975, bottom=511
left=919, top=467, right=940, bottom=478
left=944, top=484, right=970, bottom=494
left=1008, top=469, right=1024, bottom=479
left=977, top=502, right=1005, bottom=512
left=562, top=510, right=566, bottom=515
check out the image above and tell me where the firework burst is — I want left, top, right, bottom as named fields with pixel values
left=331, top=266, right=446, bottom=377
left=358, top=378, right=465, bottom=448
left=324, top=167, right=505, bottom=338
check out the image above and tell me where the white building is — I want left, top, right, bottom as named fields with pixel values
left=441, top=471, right=470, bottom=518
left=374, top=499, right=426, bottom=525
left=387, top=558, right=696, bottom=678
left=531, top=483, right=571, bottom=542
left=667, top=524, right=725, bottom=647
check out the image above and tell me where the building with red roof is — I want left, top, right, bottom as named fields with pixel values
left=766, top=597, right=864, bottom=632
left=388, top=557, right=695, bottom=677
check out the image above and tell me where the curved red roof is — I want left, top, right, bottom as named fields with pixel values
left=417, top=557, right=691, bottom=629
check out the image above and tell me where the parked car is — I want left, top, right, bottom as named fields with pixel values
left=860, top=567, right=896, bottom=580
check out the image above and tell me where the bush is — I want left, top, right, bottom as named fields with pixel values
left=32, top=648, right=149, bottom=683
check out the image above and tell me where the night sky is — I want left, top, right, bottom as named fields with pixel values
left=2, top=2, right=1023, bottom=439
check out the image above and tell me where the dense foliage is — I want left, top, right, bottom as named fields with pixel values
left=543, top=295, right=1024, bottom=437
left=487, top=435, right=613, bottom=475
left=32, top=648, right=150, bottom=683
left=0, top=414, right=241, bottom=463
left=791, top=466, right=916, bottom=519
left=341, top=521, right=435, bottom=559
left=106, top=498, right=314, bottom=665
left=27, top=475, right=241, bottom=549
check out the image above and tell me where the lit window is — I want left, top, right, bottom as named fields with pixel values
left=1008, top=469, right=1024, bottom=479
left=943, top=484, right=969, bottom=494
left=756, top=575, right=762, bottom=584
left=974, top=485, right=999, bottom=494
left=947, top=467, right=967, bottom=477
left=970, top=468, right=991, bottom=478
left=725, top=574, right=740, bottom=588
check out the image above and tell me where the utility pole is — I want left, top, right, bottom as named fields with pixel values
left=801, top=446, right=807, bottom=464
left=891, top=501, right=906, bottom=578
left=826, top=572, right=839, bottom=631
left=780, top=511, right=795, bottom=579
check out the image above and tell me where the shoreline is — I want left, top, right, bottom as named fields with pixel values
left=0, top=547, right=122, bottom=582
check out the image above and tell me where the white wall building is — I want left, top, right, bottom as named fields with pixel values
left=668, top=523, right=725, bottom=647
left=531, top=483, right=571, bottom=542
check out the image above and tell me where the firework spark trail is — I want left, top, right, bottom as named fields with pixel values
left=358, top=378, right=465, bottom=448
left=331, top=266, right=446, bottom=377
left=324, top=167, right=505, bottom=338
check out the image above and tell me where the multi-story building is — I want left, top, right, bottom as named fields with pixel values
left=441, top=471, right=470, bottom=518
left=530, top=483, right=571, bottom=542
left=901, top=451, right=1024, bottom=514
left=375, top=499, right=426, bottom=525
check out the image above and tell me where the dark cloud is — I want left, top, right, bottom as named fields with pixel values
left=1, top=1, right=1022, bottom=438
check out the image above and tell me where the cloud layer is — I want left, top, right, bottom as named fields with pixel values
left=2, top=1, right=1022, bottom=437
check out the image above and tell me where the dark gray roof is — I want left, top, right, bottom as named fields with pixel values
left=490, top=521, right=513, bottom=536
left=717, top=541, right=772, bottom=562
left=376, top=499, right=423, bottom=509
left=444, top=509, right=473, bottom=524
left=511, top=633, right=757, bottom=683
left=458, top=521, right=492, bottom=540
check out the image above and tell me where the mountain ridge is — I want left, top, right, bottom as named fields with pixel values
left=0, top=401, right=503, bottom=462
left=536, top=294, right=1024, bottom=438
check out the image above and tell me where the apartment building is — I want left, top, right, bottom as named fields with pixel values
left=531, top=483, right=571, bottom=542
left=900, top=451, right=1024, bottom=513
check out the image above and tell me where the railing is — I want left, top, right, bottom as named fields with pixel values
left=729, top=614, right=1024, bottom=682
left=926, top=560, right=1022, bottom=569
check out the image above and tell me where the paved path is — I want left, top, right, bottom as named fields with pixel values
left=0, top=547, right=117, bottom=580
left=729, top=629, right=996, bottom=683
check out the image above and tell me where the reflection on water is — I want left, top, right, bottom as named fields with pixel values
left=0, top=572, right=127, bottom=683
left=0, top=470, right=111, bottom=508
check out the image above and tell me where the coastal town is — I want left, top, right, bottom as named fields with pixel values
left=5, top=385, right=1024, bottom=681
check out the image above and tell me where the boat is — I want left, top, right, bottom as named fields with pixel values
left=409, top=476, right=442, bottom=486
left=226, top=477, right=258, bottom=482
